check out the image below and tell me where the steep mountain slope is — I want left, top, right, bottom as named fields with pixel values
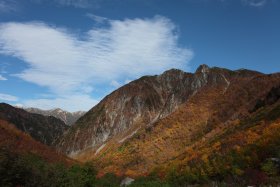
left=0, top=103, right=69, bottom=145
left=25, top=108, right=85, bottom=126
left=58, top=65, right=237, bottom=155
left=57, top=65, right=263, bottom=156
left=86, top=71, right=280, bottom=177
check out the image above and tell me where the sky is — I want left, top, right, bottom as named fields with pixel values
left=0, top=0, right=279, bottom=112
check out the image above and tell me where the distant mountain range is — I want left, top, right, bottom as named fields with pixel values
left=24, top=108, right=85, bottom=126
left=56, top=64, right=280, bottom=180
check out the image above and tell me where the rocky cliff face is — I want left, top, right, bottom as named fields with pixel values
left=0, top=103, right=69, bottom=146
left=57, top=65, right=262, bottom=156
left=25, top=108, right=85, bottom=126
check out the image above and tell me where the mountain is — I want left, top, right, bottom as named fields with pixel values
left=56, top=64, right=261, bottom=155
left=0, top=103, right=69, bottom=145
left=25, top=107, right=85, bottom=126
left=90, top=68, right=280, bottom=177
left=56, top=65, right=280, bottom=184
left=58, top=65, right=229, bottom=155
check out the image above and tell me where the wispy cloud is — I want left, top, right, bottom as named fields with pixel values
left=86, top=13, right=109, bottom=23
left=0, top=75, right=7, bottom=80
left=0, top=16, right=193, bottom=111
left=0, top=93, right=18, bottom=101
left=30, top=0, right=96, bottom=9
left=110, top=80, right=121, bottom=88
left=242, top=0, right=267, bottom=7
left=54, top=0, right=93, bottom=8
left=0, top=0, right=18, bottom=13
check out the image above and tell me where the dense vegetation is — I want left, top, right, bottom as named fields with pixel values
left=1, top=138, right=279, bottom=187
left=0, top=147, right=123, bottom=187
left=2, top=105, right=280, bottom=186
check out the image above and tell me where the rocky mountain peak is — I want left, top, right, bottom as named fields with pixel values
left=160, top=68, right=186, bottom=76
left=195, top=64, right=210, bottom=74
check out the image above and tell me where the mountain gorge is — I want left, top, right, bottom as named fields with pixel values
left=56, top=64, right=280, bottom=181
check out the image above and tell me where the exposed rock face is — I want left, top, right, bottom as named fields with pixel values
left=0, top=103, right=69, bottom=146
left=57, top=65, right=263, bottom=156
left=25, top=108, right=85, bottom=126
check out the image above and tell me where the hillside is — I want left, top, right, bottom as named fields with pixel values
left=0, top=119, right=104, bottom=187
left=58, top=65, right=258, bottom=155
left=55, top=65, right=280, bottom=185
left=0, top=103, right=69, bottom=145
left=88, top=72, right=280, bottom=176
left=0, top=119, right=72, bottom=164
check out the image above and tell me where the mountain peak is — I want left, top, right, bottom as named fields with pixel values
left=195, top=64, right=210, bottom=74
left=162, top=68, right=185, bottom=74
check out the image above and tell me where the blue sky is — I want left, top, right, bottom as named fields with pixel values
left=0, top=0, right=279, bottom=111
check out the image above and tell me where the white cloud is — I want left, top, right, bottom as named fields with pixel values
left=0, top=0, right=18, bottom=13
left=124, top=79, right=132, bottom=84
left=23, top=95, right=99, bottom=112
left=0, top=16, right=193, bottom=111
left=14, top=103, right=23, bottom=108
left=86, top=13, right=108, bottom=23
left=54, top=0, right=93, bottom=8
left=0, top=93, right=18, bottom=101
left=0, top=75, right=7, bottom=80
left=110, top=80, right=121, bottom=88
left=242, top=0, right=267, bottom=7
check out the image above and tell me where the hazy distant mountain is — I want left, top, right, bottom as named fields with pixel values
left=0, top=103, right=69, bottom=146
left=25, top=108, right=85, bottom=126
left=56, top=65, right=280, bottom=180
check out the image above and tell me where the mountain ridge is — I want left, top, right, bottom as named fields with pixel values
left=56, top=65, right=265, bottom=156
left=24, top=107, right=85, bottom=126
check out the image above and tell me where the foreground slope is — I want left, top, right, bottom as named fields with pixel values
left=0, top=119, right=106, bottom=187
left=0, top=103, right=69, bottom=145
left=0, top=119, right=72, bottom=164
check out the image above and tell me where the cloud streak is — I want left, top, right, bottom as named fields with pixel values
left=0, top=16, right=193, bottom=111
left=242, top=0, right=267, bottom=7
left=54, top=0, right=93, bottom=8
left=0, top=75, right=7, bottom=80
left=0, top=0, right=18, bottom=13
left=86, top=13, right=109, bottom=23
left=0, top=93, right=18, bottom=101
